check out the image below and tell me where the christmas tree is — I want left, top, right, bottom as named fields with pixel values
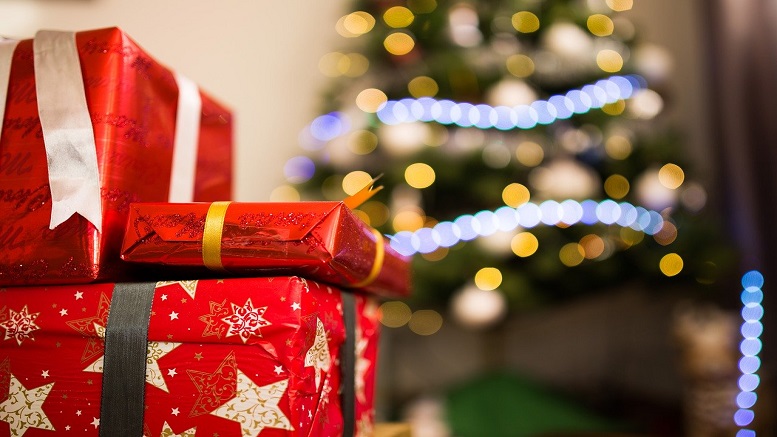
left=280, top=0, right=735, bottom=330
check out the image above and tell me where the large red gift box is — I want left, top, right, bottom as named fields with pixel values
left=0, top=27, right=232, bottom=285
left=120, top=201, right=411, bottom=299
left=0, top=276, right=379, bottom=436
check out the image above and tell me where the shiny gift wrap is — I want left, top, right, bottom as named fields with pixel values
left=0, top=27, right=232, bottom=285
left=0, top=276, right=379, bottom=436
left=120, top=201, right=411, bottom=299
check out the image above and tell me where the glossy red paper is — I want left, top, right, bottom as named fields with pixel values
left=0, top=276, right=379, bottom=436
left=0, top=27, right=232, bottom=285
left=120, top=202, right=411, bottom=299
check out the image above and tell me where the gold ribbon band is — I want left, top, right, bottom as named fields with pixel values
left=344, top=174, right=384, bottom=210
left=202, top=201, right=231, bottom=272
left=350, top=228, right=385, bottom=288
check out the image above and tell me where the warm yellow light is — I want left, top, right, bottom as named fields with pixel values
left=393, top=210, right=425, bottom=232
left=587, top=14, right=614, bottom=37
left=384, top=6, right=415, bottom=28
left=342, top=11, right=376, bottom=37
left=408, top=76, right=439, bottom=98
left=658, top=163, right=685, bottom=189
left=660, top=253, right=684, bottom=277
left=379, top=301, right=412, bottom=328
left=606, top=0, right=633, bottom=12
left=421, top=247, right=449, bottom=262
left=408, top=310, right=443, bottom=335
left=342, top=171, right=374, bottom=195
left=620, top=226, right=644, bottom=247
left=355, top=88, right=388, bottom=113
left=512, top=11, right=540, bottom=33
left=384, top=32, right=415, bottom=55
left=602, top=100, right=626, bottom=115
left=604, top=174, right=630, bottom=199
left=405, top=163, right=436, bottom=189
left=597, top=49, right=623, bottom=73
left=605, top=135, right=632, bottom=160
left=515, top=141, right=544, bottom=167
left=580, top=234, right=605, bottom=259
left=269, top=185, right=300, bottom=202
left=506, top=54, right=535, bottom=78
left=360, top=201, right=390, bottom=227
left=502, top=183, right=531, bottom=207
left=654, top=221, right=678, bottom=246
left=347, top=130, right=378, bottom=155
left=560, top=243, right=585, bottom=267
left=318, top=52, right=345, bottom=77
left=474, top=267, right=503, bottom=291
left=511, top=232, right=539, bottom=257
left=344, top=53, right=370, bottom=77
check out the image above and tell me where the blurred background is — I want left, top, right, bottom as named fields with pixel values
left=2, top=0, right=776, bottom=435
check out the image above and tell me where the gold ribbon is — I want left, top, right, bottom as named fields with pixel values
left=344, top=174, right=383, bottom=210
left=350, top=227, right=385, bottom=288
left=202, top=201, right=231, bottom=271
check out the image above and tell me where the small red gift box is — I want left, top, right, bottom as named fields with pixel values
left=0, top=27, right=232, bottom=285
left=0, top=276, right=379, bottom=436
left=120, top=201, right=411, bottom=299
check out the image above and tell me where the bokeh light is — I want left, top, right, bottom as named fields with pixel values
left=604, top=174, right=630, bottom=199
left=269, top=185, right=300, bottom=202
left=338, top=11, right=376, bottom=37
left=659, top=163, right=685, bottom=189
left=451, top=285, right=507, bottom=329
left=344, top=53, right=369, bottom=77
left=380, top=301, right=412, bottom=328
left=409, top=76, right=440, bottom=98
left=597, top=49, right=624, bottom=73
left=384, top=6, right=415, bottom=28
left=560, top=243, right=585, bottom=267
left=587, top=14, right=614, bottom=37
left=515, top=141, right=545, bottom=167
left=283, top=155, right=316, bottom=184
left=409, top=310, right=443, bottom=335
left=474, top=267, right=503, bottom=290
left=606, top=0, right=633, bottom=12
left=407, top=0, right=437, bottom=14
left=506, top=54, right=535, bottom=78
left=628, top=89, right=664, bottom=119
left=512, top=11, right=540, bottom=33
left=659, top=253, right=683, bottom=276
left=322, top=174, right=345, bottom=200
left=502, top=183, right=531, bottom=207
left=653, top=221, right=678, bottom=246
left=356, top=88, right=388, bottom=113
left=620, top=226, right=645, bottom=247
left=405, top=163, right=436, bottom=189
left=580, top=234, right=605, bottom=259
left=360, top=201, right=390, bottom=227
left=512, top=232, right=539, bottom=257
left=342, top=170, right=374, bottom=195
left=393, top=209, right=425, bottom=232
left=384, top=32, right=416, bottom=55
left=605, top=135, right=633, bottom=159
left=347, top=130, right=379, bottom=155
left=601, top=100, right=626, bottom=115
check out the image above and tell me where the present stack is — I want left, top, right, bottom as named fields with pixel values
left=0, top=27, right=411, bottom=437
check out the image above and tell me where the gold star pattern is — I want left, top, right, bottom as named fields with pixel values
left=160, top=421, right=197, bottom=437
left=156, top=281, right=199, bottom=300
left=194, top=352, right=203, bottom=361
left=0, top=373, right=55, bottom=435
left=221, top=298, right=271, bottom=344
left=304, top=318, right=332, bottom=390
left=0, top=305, right=41, bottom=346
left=210, top=370, right=293, bottom=436
left=187, top=351, right=237, bottom=417
left=198, top=299, right=230, bottom=339
left=66, top=293, right=110, bottom=363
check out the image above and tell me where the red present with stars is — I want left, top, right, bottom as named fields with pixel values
left=0, top=276, right=379, bottom=436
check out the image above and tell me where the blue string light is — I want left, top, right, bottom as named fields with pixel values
left=376, top=75, right=647, bottom=130
left=735, top=270, right=765, bottom=436
left=388, top=199, right=664, bottom=256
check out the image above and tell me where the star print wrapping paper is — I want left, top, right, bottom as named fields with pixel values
left=0, top=276, right=379, bottom=436
left=0, top=27, right=232, bottom=286
left=120, top=201, right=411, bottom=299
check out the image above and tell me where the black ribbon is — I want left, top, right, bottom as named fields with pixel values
left=100, top=282, right=155, bottom=437
left=340, top=292, right=356, bottom=437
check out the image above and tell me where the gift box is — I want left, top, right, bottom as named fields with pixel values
left=0, top=27, right=232, bottom=285
left=0, top=276, right=379, bottom=436
left=120, top=201, right=411, bottom=299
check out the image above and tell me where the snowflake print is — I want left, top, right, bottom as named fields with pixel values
left=0, top=305, right=41, bottom=345
left=221, top=298, right=271, bottom=343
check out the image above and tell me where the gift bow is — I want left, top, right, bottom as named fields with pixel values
left=0, top=30, right=202, bottom=232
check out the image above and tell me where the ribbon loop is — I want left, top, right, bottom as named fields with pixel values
left=34, top=30, right=103, bottom=231
left=169, top=72, right=201, bottom=203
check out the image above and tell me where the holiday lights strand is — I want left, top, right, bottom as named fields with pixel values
left=375, top=74, right=647, bottom=130
left=734, top=270, right=765, bottom=436
left=388, top=198, right=665, bottom=256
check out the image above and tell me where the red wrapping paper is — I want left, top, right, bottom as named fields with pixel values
left=120, top=201, right=411, bottom=299
left=0, top=276, right=379, bottom=436
left=0, top=27, right=232, bottom=286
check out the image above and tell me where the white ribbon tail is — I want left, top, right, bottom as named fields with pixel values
left=34, top=30, right=102, bottom=232
left=0, top=39, right=20, bottom=139
left=169, top=71, right=201, bottom=203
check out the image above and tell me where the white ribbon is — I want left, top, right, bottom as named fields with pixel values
left=34, top=30, right=102, bottom=232
left=0, top=39, right=20, bottom=138
left=169, top=72, right=201, bottom=203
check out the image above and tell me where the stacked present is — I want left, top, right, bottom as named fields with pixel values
left=0, top=28, right=411, bottom=437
